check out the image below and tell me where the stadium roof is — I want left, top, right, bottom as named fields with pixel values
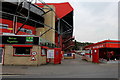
left=36, top=2, right=74, bottom=19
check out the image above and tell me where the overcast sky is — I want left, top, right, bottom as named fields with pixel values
left=34, top=0, right=118, bottom=43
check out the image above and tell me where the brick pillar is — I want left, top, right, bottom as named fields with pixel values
left=43, top=5, right=55, bottom=44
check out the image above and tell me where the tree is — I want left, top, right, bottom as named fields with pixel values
left=72, top=40, right=93, bottom=50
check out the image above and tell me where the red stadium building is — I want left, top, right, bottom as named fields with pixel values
left=85, top=40, right=120, bottom=63
left=36, top=2, right=75, bottom=59
left=0, top=0, right=74, bottom=65
left=36, top=2, right=75, bottom=52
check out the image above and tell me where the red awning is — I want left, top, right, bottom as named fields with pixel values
left=36, top=2, right=73, bottom=19
left=85, top=40, right=120, bottom=49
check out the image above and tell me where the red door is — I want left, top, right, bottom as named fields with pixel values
left=54, top=48, right=62, bottom=64
left=92, top=49, right=99, bottom=63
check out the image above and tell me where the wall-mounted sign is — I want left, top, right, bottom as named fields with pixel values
left=7, top=37, right=18, bottom=43
left=47, top=49, right=54, bottom=58
left=2, top=36, right=25, bottom=44
left=2, top=36, right=39, bottom=45
left=31, top=51, right=37, bottom=55
left=26, top=37, right=33, bottom=42
left=31, top=56, right=36, bottom=61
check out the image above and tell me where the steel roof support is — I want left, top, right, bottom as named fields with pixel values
left=13, top=1, right=24, bottom=34
left=15, top=1, right=31, bottom=34
left=57, top=18, right=61, bottom=47
left=61, top=19, right=73, bottom=28
left=41, top=9, right=52, bottom=16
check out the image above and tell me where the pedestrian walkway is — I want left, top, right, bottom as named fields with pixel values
left=2, top=54, right=118, bottom=78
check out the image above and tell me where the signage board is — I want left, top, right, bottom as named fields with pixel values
left=26, top=37, right=33, bottom=42
left=31, top=56, right=36, bottom=61
left=2, top=36, right=39, bottom=45
left=31, top=51, right=37, bottom=55
left=47, top=49, right=54, bottom=58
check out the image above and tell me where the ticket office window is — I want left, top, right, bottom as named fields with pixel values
left=14, top=47, right=31, bottom=56
left=41, top=49, right=47, bottom=56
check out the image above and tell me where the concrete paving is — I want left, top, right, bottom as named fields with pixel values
left=2, top=54, right=118, bottom=78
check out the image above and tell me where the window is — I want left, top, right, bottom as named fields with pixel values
left=19, top=28, right=33, bottom=34
left=0, top=23, right=8, bottom=29
left=41, top=49, right=47, bottom=56
left=20, top=28, right=24, bottom=32
left=26, top=30, right=32, bottom=34
left=14, top=47, right=31, bottom=56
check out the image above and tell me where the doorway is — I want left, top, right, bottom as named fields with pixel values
left=0, top=48, right=3, bottom=64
